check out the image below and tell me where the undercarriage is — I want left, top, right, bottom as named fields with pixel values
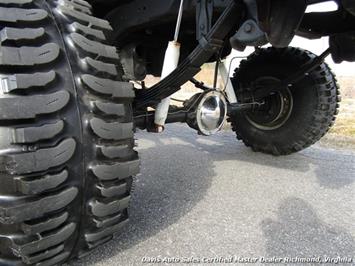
left=87, top=0, right=353, bottom=133
left=91, top=0, right=355, bottom=75
left=0, top=0, right=353, bottom=265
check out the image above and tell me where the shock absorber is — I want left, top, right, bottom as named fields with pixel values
left=153, top=0, right=184, bottom=132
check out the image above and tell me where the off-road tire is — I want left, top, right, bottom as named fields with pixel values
left=0, top=0, right=139, bottom=265
left=230, top=47, right=340, bottom=155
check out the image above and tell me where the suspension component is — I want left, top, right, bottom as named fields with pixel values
left=135, top=90, right=235, bottom=136
left=186, top=90, right=227, bottom=135
left=134, top=0, right=243, bottom=109
left=153, top=0, right=184, bottom=132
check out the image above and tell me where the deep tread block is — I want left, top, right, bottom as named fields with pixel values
left=90, top=196, right=130, bottom=217
left=70, top=22, right=105, bottom=40
left=23, top=244, right=64, bottom=264
left=0, top=71, right=56, bottom=93
left=89, top=118, right=133, bottom=140
left=99, top=144, right=132, bottom=159
left=0, top=43, right=60, bottom=66
left=0, top=120, right=63, bottom=148
left=94, top=101, right=125, bottom=116
left=14, top=169, right=68, bottom=194
left=71, top=0, right=91, bottom=8
left=86, top=236, right=112, bottom=249
left=71, top=0, right=92, bottom=8
left=0, top=0, right=32, bottom=4
left=81, top=74, right=134, bottom=98
left=12, top=223, right=76, bottom=256
left=93, top=213, right=122, bottom=228
left=91, top=159, right=140, bottom=181
left=0, top=91, right=69, bottom=120
left=0, top=187, right=78, bottom=224
left=85, top=219, right=128, bottom=243
left=96, top=183, right=127, bottom=198
left=57, top=5, right=111, bottom=30
left=70, top=33, right=118, bottom=59
left=84, top=57, right=117, bottom=76
left=0, top=27, right=44, bottom=43
left=1, top=138, right=76, bottom=175
left=21, top=212, right=69, bottom=235
left=12, top=120, right=64, bottom=143
left=36, top=251, right=70, bottom=266
left=11, top=120, right=64, bottom=144
left=59, top=0, right=91, bottom=14
left=0, top=7, right=47, bottom=23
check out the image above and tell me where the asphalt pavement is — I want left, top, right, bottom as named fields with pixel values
left=70, top=124, right=355, bottom=266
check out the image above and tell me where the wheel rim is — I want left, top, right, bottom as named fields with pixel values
left=246, top=77, right=294, bottom=130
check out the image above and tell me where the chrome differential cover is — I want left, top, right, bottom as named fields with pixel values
left=196, top=90, right=227, bottom=136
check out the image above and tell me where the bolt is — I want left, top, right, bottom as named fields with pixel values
left=244, top=22, right=253, bottom=33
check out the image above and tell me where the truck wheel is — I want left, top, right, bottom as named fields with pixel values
left=0, top=0, right=139, bottom=265
left=230, top=47, right=340, bottom=155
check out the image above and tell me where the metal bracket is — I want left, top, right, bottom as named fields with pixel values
left=196, top=0, right=214, bottom=41
left=230, top=0, right=267, bottom=50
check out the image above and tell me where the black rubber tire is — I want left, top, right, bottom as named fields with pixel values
left=230, top=47, right=341, bottom=156
left=0, top=0, right=139, bottom=265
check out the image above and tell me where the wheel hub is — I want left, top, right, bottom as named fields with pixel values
left=246, top=77, right=293, bottom=130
